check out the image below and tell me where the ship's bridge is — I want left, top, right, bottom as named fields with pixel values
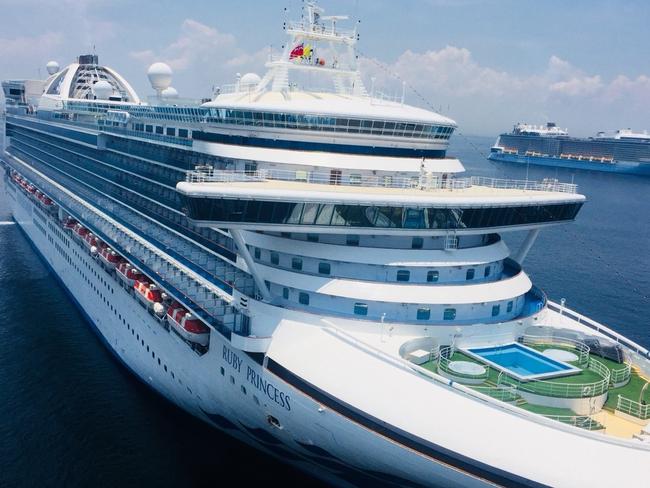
left=177, top=169, right=585, bottom=235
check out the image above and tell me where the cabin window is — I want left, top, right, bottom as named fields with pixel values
left=291, top=257, right=303, bottom=270
left=484, top=266, right=491, bottom=278
left=307, top=234, right=319, bottom=242
left=283, top=287, right=289, bottom=299
left=443, top=308, right=456, bottom=321
left=396, top=270, right=410, bottom=282
left=346, top=234, right=359, bottom=246
left=349, top=174, right=362, bottom=185
left=318, top=262, right=331, bottom=275
left=411, top=237, right=423, bottom=249
left=354, top=303, right=368, bottom=316
left=427, top=270, right=439, bottom=282
left=270, top=252, right=279, bottom=265
left=145, top=125, right=153, bottom=133
left=166, top=127, right=175, bottom=137
left=492, top=305, right=501, bottom=317
left=466, top=268, right=475, bottom=280
left=155, top=126, right=164, bottom=135
left=178, top=128, right=189, bottom=138
left=299, top=292, right=310, bottom=305
left=507, top=301, right=513, bottom=313
left=417, top=308, right=431, bottom=320
left=254, top=247, right=261, bottom=259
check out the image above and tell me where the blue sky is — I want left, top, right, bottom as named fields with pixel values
left=1, top=0, right=649, bottom=136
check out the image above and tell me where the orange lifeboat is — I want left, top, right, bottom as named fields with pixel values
left=134, top=279, right=165, bottom=316
left=116, top=262, right=142, bottom=288
left=98, top=247, right=123, bottom=270
left=166, top=302, right=210, bottom=346
left=73, top=223, right=89, bottom=240
left=41, top=196, right=54, bottom=207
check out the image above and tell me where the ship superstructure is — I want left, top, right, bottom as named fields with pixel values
left=2, top=3, right=650, bottom=487
left=490, top=122, right=650, bottom=176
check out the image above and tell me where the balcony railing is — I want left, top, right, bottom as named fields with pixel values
left=185, top=168, right=579, bottom=194
left=285, top=20, right=356, bottom=39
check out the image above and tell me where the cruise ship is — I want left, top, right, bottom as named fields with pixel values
left=489, top=122, right=650, bottom=176
left=2, top=4, right=650, bottom=486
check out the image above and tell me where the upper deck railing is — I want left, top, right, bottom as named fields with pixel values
left=286, top=20, right=357, bottom=40
left=185, top=168, right=579, bottom=194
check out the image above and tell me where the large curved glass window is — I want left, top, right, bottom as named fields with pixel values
left=183, top=197, right=584, bottom=230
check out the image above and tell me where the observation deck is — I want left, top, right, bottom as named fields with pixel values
left=177, top=169, right=585, bottom=234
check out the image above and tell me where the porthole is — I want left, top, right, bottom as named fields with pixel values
left=267, top=415, right=282, bottom=429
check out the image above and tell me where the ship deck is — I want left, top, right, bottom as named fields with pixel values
left=418, top=345, right=650, bottom=438
left=179, top=170, right=583, bottom=206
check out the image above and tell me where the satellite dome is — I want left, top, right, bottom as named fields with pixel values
left=240, top=72, right=261, bottom=88
left=92, top=80, right=114, bottom=100
left=46, top=61, right=60, bottom=76
left=161, top=86, right=179, bottom=99
left=147, top=62, right=173, bottom=92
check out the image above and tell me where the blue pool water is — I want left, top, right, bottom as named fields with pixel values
left=465, top=343, right=580, bottom=380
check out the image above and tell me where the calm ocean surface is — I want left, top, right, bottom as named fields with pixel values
left=0, top=135, right=648, bottom=487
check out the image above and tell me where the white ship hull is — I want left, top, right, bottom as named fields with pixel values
left=7, top=182, right=492, bottom=488
left=8, top=170, right=650, bottom=488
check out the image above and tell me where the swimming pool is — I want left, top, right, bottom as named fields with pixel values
left=464, top=343, right=581, bottom=381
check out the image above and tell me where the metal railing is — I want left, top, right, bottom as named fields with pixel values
left=437, top=346, right=490, bottom=381
left=521, top=334, right=590, bottom=367
left=616, top=395, right=650, bottom=420
left=285, top=20, right=357, bottom=39
left=547, top=301, right=650, bottom=360
left=472, top=386, right=518, bottom=403
left=543, top=415, right=603, bottom=431
left=185, top=168, right=579, bottom=194
left=610, top=362, right=632, bottom=385
left=500, top=357, right=610, bottom=398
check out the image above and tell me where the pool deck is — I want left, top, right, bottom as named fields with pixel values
left=420, top=349, right=650, bottom=437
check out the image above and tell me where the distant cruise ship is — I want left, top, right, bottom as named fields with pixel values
left=489, top=122, right=650, bottom=176
left=2, top=3, right=650, bottom=487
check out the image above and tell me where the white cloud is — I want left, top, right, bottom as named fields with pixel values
left=0, top=32, right=64, bottom=59
left=360, top=46, right=650, bottom=135
left=128, top=19, right=267, bottom=96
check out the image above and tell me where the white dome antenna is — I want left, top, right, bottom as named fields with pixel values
left=240, top=72, right=261, bottom=91
left=161, top=86, right=179, bottom=99
left=147, top=62, right=173, bottom=98
left=92, top=80, right=114, bottom=100
left=46, top=61, right=60, bottom=76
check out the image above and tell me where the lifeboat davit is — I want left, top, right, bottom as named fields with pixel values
left=98, top=247, right=123, bottom=270
left=166, top=302, right=210, bottom=346
left=134, top=279, right=165, bottom=316
left=62, top=217, right=78, bottom=230
left=116, top=262, right=142, bottom=288
left=82, top=232, right=98, bottom=250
